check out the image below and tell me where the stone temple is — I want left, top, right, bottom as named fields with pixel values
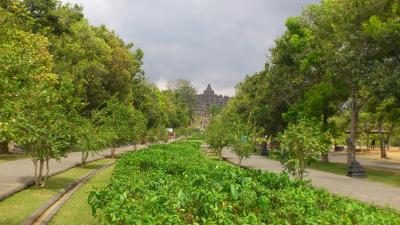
left=195, top=84, right=229, bottom=115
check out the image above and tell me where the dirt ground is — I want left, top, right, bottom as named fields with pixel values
left=357, top=150, right=400, bottom=162
left=334, top=145, right=400, bottom=162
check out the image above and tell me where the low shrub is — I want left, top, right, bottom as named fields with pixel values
left=88, top=141, right=400, bottom=224
left=186, top=131, right=205, bottom=140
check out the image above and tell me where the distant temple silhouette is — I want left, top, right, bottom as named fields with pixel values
left=195, top=84, right=229, bottom=115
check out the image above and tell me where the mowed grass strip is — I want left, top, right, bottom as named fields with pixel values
left=49, top=165, right=115, bottom=225
left=0, top=158, right=113, bottom=225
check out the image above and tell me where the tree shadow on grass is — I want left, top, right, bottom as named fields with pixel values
left=43, top=163, right=109, bottom=191
left=14, top=161, right=109, bottom=193
left=23, top=176, right=79, bottom=193
left=82, top=163, right=105, bottom=170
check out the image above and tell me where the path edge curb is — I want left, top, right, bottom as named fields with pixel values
left=20, top=162, right=115, bottom=225
left=0, top=145, right=137, bottom=201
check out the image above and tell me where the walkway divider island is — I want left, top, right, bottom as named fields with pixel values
left=0, top=144, right=147, bottom=201
left=221, top=147, right=400, bottom=210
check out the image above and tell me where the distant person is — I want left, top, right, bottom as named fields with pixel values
left=371, top=139, right=376, bottom=150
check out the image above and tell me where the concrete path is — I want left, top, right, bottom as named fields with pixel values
left=329, top=152, right=400, bottom=172
left=222, top=148, right=400, bottom=210
left=0, top=144, right=146, bottom=200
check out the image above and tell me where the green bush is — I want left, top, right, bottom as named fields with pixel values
left=186, top=131, right=205, bottom=140
left=88, top=141, right=400, bottom=225
left=205, top=116, right=232, bottom=160
left=175, top=127, right=200, bottom=137
left=278, top=119, right=330, bottom=180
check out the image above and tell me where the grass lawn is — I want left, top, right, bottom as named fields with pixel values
left=49, top=165, right=115, bottom=225
left=0, top=153, right=28, bottom=163
left=307, top=161, right=400, bottom=188
left=0, top=159, right=113, bottom=225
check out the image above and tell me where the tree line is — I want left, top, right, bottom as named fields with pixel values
left=0, top=0, right=196, bottom=187
left=207, top=0, right=400, bottom=178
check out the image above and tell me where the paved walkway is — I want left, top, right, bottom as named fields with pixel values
left=222, top=148, right=400, bottom=210
left=329, top=152, right=400, bottom=172
left=0, top=145, right=146, bottom=200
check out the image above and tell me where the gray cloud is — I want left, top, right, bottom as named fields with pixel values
left=62, top=0, right=320, bottom=96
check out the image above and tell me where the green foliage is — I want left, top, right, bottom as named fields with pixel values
left=230, top=120, right=259, bottom=166
left=170, top=79, right=197, bottom=121
left=278, top=119, right=330, bottom=180
left=50, top=19, right=140, bottom=111
left=0, top=6, right=75, bottom=187
left=229, top=71, right=275, bottom=136
left=217, top=97, right=264, bottom=164
left=23, top=0, right=84, bottom=34
left=186, top=131, right=205, bottom=141
left=0, top=0, right=193, bottom=188
left=74, top=114, right=113, bottom=166
left=88, top=141, right=400, bottom=224
left=146, top=125, right=168, bottom=143
left=162, top=89, right=191, bottom=128
left=223, top=0, right=400, bottom=162
left=132, top=79, right=168, bottom=130
left=205, top=116, right=231, bottom=159
left=131, top=78, right=195, bottom=137
left=0, top=7, right=53, bottom=142
left=99, top=98, right=147, bottom=148
left=175, top=127, right=200, bottom=138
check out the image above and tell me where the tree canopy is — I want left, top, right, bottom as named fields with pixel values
left=0, top=0, right=195, bottom=187
left=218, top=0, right=400, bottom=167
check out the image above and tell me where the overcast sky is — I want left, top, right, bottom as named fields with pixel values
left=62, top=0, right=319, bottom=96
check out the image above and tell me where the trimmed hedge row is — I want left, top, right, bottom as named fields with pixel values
left=88, top=141, right=400, bottom=224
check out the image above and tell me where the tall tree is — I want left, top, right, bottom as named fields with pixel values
left=0, top=5, right=53, bottom=154
left=205, top=115, right=232, bottom=160
left=307, top=0, right=394, bottom=164
left=169, top=79, right=197, bottom=121
left=99, top=98, right=146, bottom=157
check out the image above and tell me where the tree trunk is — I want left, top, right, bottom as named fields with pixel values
left=37, top=159, right=44, bottom=187
left=321, top=110, right=329, bottom=163
left=238, top=156, right=242, bottom=166
left=378, top=118, right=387, bottom=158
left=33, top=160, right=39, bottom=187
left=346, top=138, right=352, bottom=166
left=386, top=125, right=395, bottom=152
left=349, top=89, right=359, bottom=164
left=299, top=159, right=305, bottom=180
left=0, top=141, right=9, bottom=154
left=366, top=132, right=370, bottom=151
left=321, top=154, right=329, bottom=163
left=111, top=147, right=116, bottom=158
left=40, top=158, right=50, bottom=188
left=82, top=152, right=85, bottom=166
left=82, top=151, right=89, bottom=167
